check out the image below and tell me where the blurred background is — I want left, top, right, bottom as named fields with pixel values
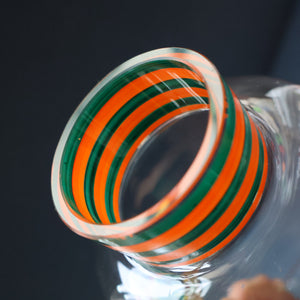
left=2, top=0, right=299, bottom=299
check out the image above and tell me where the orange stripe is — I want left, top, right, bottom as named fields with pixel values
left=105, top=114, right=214, bottom=233
left=110, top=94, right=244, bottom=254
left=140, top=106, right=253, bottom=263
left=104, top=96, right=224, bottom=237
left=156, top=52, right=218, bottom=78
left=155, top=52, right=223, bottom=122
left=103, top=60, right=227, bottom=237
left=111, top=104, right=209, bottom=222
left=151, top=117, right=267, bottom=267
left=92, top=87, right=208, bottom=223
left=94, top=88, right=208, bottom=223
left=71, top=68, right=204, bottom=223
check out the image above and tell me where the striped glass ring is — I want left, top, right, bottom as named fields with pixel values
left=51, top=48, right=268, bottom=272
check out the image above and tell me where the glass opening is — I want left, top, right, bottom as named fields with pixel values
left=119, top=109, right=209, bottom=220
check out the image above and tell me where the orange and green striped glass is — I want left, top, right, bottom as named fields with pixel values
left=51, top=48, right=268, bottom=272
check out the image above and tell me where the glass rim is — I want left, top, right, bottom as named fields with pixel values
left=51, top=47, right=226, bottom=239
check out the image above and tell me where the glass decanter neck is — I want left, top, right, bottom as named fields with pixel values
left=51, top=48, right=269, bottom=274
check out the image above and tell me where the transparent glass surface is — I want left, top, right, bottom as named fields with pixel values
left=51, top=48, right=300, bottom=299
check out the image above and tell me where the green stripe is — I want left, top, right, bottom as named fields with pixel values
left=105, top=96, right=209, bottom=222
left=85, top=78, right=207, bottom=223
left=148, top=117, right=265, bottom=266
left=107, top=80, right=235, bottom=246
left=139, top=106, right=252, bottom=259
left=60, top=59, right=203, bottom=217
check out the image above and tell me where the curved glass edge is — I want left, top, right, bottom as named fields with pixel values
left=51, top=47, right=226, bottom=239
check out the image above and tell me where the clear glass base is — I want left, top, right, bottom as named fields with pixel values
left=96, top=78, right=300, bottom=299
